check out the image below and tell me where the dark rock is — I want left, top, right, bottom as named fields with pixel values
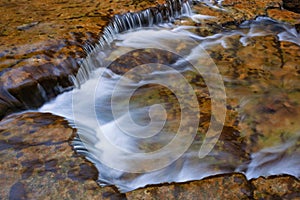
left=283, top=0, right=300, bottom=13
left=9, top=182, right=27, bottom=200
left=0, top=59, right=78, bottom=120
left=296, top=24, right=300, bottom=33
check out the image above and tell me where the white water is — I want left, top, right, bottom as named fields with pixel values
left=39, top=2, right=300, bottom=193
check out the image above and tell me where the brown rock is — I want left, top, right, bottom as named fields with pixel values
left=125, top=174, right=300, bottom=199
left=126, top=173, right=252, bottom=199
left=251, top=175, right=300, bottom=199
left=0, top=112, right=125, bottom=199
left=0, top=0, right=300, bottom=198
left=267, top=8, right=300, bottom=24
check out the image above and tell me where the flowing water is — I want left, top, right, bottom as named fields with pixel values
left=38, top=0, right=300, bottom=192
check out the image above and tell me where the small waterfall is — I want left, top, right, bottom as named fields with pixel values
left=95, top=0, right=192, bottom=48
left=74, top=0, right=193, bottom=86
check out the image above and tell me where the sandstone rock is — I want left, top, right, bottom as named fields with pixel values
left=125, top=174, right=300, bottom=199
left=267, top=8, right=300, bottom=24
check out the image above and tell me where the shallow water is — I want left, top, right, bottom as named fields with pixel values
left=39, top=1, right=300, bottom=193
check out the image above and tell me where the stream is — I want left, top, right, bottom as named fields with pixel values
left=37, top=0, right=300, bottom=192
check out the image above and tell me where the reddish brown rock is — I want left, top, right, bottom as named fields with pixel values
left=0, top=0, right=165, bottom=71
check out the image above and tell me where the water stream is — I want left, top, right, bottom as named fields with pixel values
left=38, top=0, right=300, bottom=192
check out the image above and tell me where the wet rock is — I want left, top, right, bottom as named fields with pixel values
left=126, top=173, right=252, bottom=199
left=251, top=175, right=300, bottom=199
left=283, top=0, right=300, bottom=13
left=267, top=8, right=300, bottom=25
left=0, top=112, right=125, bottom=199
left=125, top=174, right=300, bottom=199
left=175, top=0, right=284, bottom=37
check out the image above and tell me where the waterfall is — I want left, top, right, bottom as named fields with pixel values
left=73, top=0, right=193, bottom=87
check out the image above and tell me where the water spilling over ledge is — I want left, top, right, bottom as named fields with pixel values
left=38, top=0, right=300, bottom=193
